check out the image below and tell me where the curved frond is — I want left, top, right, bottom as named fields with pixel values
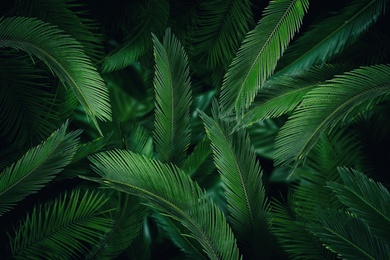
left=9, top=189, right=113, bottom=259
left=11, top=0, right=103, bottom=60
left=0, top=16, right=111, bottom=133
left=0, top=122, right=80, bottom=216
left=329, top=167, right=390, bottom=242
left=277, top=0, right=388, bottom=75
left=310, top=209, right=390, bottom=260
left=189, top=0, right=252, bottom=67
left=271, top=198, right=336, bottom=260
left=153, top=29, right=192, bottom=166
left=182, top=138, right=215, bottom=180
left=0, top=52, right=60, bottom=146
left=101, top=0, right=169, bottom=72
left=239, top=64, right=352, bottom=127
left=87, top=150, right=241, bottom=260
left=219, top=0, right=309, bottom=117
left=200, top=104, right=269, bottom=258
left=88, top=193, right=147, bottom=259
left=275, top=65, right=390, bottom=166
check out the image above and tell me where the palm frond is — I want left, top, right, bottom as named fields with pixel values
left=275, top=64, right=390, bottom=166
left=200, top=103, right=269, bottom=258
left=8, top=189, right=114, bottom=259
left=153, top=29, right=192, bottom=166
left=0, top=52, right=60, bottom=146
left=0, top=16, right=111, bottom=133
left=188, top=0, right=252, bottom=67
left=101, top=0, right=169, bottom=72
left=239, top=64, right=352, bottom=127
left=329, top=167, right=390, bottom=242
left=271, top=198, right=336, bottom=260
left=246, top=118, right=284, bottom=160
left=310, top=209, right=390, bottom=260
left=88, top=192, right=147, bottom=259
left=182, top=138, right=215, bottom=181
left=0, top=122, right=80, bottom=216
left=277, top=0, right=387, bottom=75
left=11, top=0, right=103, bottom=61
left=126, top=125, right=154, bottom=158
left=219, top=0, right=309, bottom=117
left=153, top=213, right=207, bottom=259
left=87, top=150, right=241, bottom=259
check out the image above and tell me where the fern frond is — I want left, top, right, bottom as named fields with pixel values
left=277, top=0, right=388, bottom=75
left=329, top=167, right=390, bottom=242
left=0, top=122, right=80, bottom=216
left=275, top=65, right=390, bottom=166
left=310, top=209, right=390, bottom=260
left=0, top=16, right=111, bottom=134
left=87, top=150, right=241, bottom=260
left=9, top=189, right=113, bottom=259
left=200, top=103, right=269, bottom=258
left=101, top=0, right=169, bottom=72
left=239, top=64, right=352, bottom=127
left=153, top=29, right=192, bottom=166
left=189, top=0, right=252, bottom=67
left=219, top=0, right=309, bottom=117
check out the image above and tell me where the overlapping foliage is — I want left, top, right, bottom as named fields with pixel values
left=1, top=0, right=389, bottom=259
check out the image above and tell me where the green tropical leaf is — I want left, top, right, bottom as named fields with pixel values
left=200, top=103, right=269, bottom=258
left=239, top=64, right=352, bottom=127
left=153, top=28, right=192, bottom=166
left=101, top=0, right=169, bottom=72
left=277, top=0, right=387, bottom=75
left=9, top=189, right=113, bottom=259
left=182, top=138, right=215, bottom=181
left=271, top=198, right=336, bottom=260
left=0, top=122, right=80, bottom=216
left=87, top=149, right=241, bottom=260
left=0, top=52, right=60, bottom=146
left=275, top=65, right=390, bottom=166
left=0, top=16, right=111, bottom=133
left=153, top=213, right=207, bottom=259
left=310, top=209, right=390, bottom=260
left=11, top=0, right=103, bottom=61
left=219, top=0, right=309, bottom=117
left=189, top=0, right=253, bottom=67
left=88, top=192, right=147, bottom=260
left=329, top=167, right=390, bottom=242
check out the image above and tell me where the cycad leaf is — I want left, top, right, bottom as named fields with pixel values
left=219, top=0, right=309, bottom=117
left=277, top=0, right=388, bottom=75
left=310, top=209, right=390, bottom=260
left=200, top=104, right=269, bottom=258
left=88, top=150, right=241, bottom=260
left=153, top=29, right=192, bottom=166
left=0, top=16, right=111, bottom=133
left=189, top=0, right=252, bottom=67
left=0, top=122, right=80, bottom=216
left=182, top=138, right=215, bottom=181
left=9, top=189, right=113, bottom=259
left=240, top=64, right=352, bottom=127
left=0, top=52, right=59, bottom=146
left=88, top=193, right=147, bottom=260
left=329, top=167, right=390, bottom=242
left=271, top=198, right=335, bottom=260
left=275, top=65, right=390, bottom=166
left=11, top=0, right=103, bottom=61
left=101, top=0, right=169, bottom=72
